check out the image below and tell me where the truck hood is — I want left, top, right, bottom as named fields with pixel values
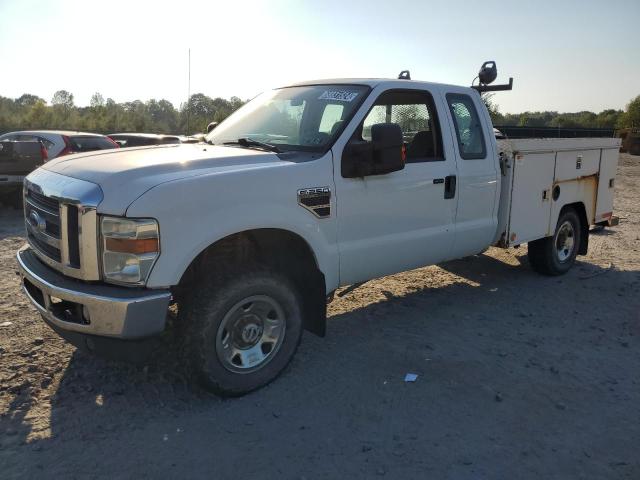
left=42, top=144, right=286, bottom=214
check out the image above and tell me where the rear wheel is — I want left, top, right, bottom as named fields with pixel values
left=180, top=267, right=303, bottom=396
left=528, top=209, right=581, bottom=276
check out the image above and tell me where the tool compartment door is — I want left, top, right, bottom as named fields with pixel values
left=507, top=152, right=556, bottom=245
left=595, top=147, right=619, bottom=222
left=555, top=149, right=600, bottom=182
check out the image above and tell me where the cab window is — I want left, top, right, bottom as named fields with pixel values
left=360, top=90, right=444, bottom=162
left=446, top=93, right=486, bottom=159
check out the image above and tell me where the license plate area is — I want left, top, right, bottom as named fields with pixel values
left=23, top=278, right=89, bottom=325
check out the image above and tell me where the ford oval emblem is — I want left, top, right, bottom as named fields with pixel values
left=29, top=210, right=47, bottom=232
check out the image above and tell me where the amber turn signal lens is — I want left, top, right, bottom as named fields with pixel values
left=105, top=237, right=159, bottom=254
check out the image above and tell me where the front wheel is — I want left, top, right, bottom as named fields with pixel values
left=528, top=209, right=582, bottom=276
left=180, top=268, right=303, bottom=396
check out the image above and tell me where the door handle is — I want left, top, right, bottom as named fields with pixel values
left=444, top=175, right=456, bottom=199
left=433, top=178, right=444, bottom=184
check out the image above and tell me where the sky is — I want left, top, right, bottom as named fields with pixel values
left=0, top=0, right=638, bottom=114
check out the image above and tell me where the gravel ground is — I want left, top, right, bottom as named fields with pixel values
left=0, top=154, right=638, bottom=479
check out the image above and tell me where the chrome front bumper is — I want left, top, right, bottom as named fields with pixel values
left=17, top=246, right=171, bottom=339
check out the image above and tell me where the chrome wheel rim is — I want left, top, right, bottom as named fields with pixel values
left=216, top=295, right=286, bottom=373
left=555, top=220, right=575, bottom=263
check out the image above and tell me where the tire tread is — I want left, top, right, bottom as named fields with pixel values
left=527, top=208, right=581, bottom=276
left=179, top=263, right=303, bottom=396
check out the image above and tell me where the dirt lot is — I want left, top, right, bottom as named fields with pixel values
left=0, top=154, right=638, bottom=479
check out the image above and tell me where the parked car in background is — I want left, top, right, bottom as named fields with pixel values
left=108, top=133, right=181, bottom=148
left=0, top=130, right=119, bottom=159
left=0, top=140, right=47, bottom=207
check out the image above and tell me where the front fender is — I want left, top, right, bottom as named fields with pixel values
left=125, top=158, right=339, bottom=292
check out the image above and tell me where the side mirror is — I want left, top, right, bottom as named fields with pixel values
left=342, top=123, right=405, bottom=178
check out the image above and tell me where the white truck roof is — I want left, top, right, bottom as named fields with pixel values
left=288, top=77, right=468, bottom=92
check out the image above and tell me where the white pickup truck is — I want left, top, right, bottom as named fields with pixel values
left=17, top=72, right=620, bottom=395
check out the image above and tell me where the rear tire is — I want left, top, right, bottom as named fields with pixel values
left=179, top=266, right=303, bottom=396
left=528, top=208, right=581, bottom=276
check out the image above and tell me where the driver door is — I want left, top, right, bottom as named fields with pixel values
left=333, top=88, right=458, bottom=285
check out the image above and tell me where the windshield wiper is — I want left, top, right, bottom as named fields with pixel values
left=223, top=138, right=281, bottom=153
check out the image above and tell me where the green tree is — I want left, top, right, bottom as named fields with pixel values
left=618, top=95, right=640, bottom=128
left=51, top=90, right=74, bottom=108
left=121, top=100, right=148, bottom=132
left=518, top=113, right=529, bottom=127
left=481, top=93, right=503, bottom=124
left=90, top=92, right=105, bottom=108
left=16, top=94, right=45, bottom=108
left=0, top=90, right=241, bottom=135
left=147, top=99, right=179, bottom=133
left=0, top=95, right=23, bottom=131
left=25, top=100, right=51, bottom=128
left=595, top=109, right=623, bottom=128
left=50, top=90, right=75, bottom=129
left=229, top=96, right=245, bottom=111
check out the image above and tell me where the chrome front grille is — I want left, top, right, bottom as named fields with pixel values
left=23, top=169, right=103, bottom=281
left=25, top=190, right=62, bottom=262
left=26, top=189, right=59, bottom=213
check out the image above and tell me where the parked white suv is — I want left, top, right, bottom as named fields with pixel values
left=17, top=74, right=620, bottom=396
left=0, top=130, right=118, bottom=159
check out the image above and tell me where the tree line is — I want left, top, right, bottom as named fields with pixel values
left=483, top=94, right=640, bottom=129
left=0, top=90, right=246, bottom=136
left=1, top=89, right=638, bottom=136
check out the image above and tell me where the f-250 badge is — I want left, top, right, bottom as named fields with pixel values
left=297, top=187, right=331, bottom=218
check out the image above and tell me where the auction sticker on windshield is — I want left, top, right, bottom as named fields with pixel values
left=318, top=90, right=359, bottom=102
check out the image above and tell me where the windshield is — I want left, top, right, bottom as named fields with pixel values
left=206, top=84, right=369, bottom=152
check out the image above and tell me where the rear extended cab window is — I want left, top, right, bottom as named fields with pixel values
left=446, top=93, right=486, bottom=159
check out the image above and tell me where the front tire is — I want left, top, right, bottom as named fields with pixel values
left=528, top=209, right=581, bottom=276
left=180, top=267, right=303, bottom=396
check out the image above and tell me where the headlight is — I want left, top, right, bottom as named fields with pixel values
left=101, top=216, right=160, bottom=285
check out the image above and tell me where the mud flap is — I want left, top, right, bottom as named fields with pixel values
left=302, top=270, right=327, bottom=337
